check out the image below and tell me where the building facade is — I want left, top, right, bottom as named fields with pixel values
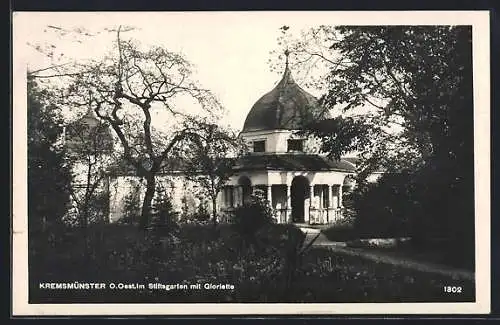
left=217, top=58, right=357, bottom=224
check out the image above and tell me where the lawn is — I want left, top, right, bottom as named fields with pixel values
left=321, top=224, right=474, bottom=271
left=29, top=223, right=475, bottom=303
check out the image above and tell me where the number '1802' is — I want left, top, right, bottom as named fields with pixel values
left=443, top=286, right=462, bottom=293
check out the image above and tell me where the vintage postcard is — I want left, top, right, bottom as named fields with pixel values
left=12, top=11, right=490, bottom=315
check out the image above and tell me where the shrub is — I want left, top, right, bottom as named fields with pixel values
left=350, top=172, right=415, bottom=238
left=192, top=201, right=211, bottom=223
left=230, top=189, right=274, bottom=247
left=178, top=200, right=211, bottom=225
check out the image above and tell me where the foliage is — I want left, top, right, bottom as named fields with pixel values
left=29, top=223, right=474, bottom=303
left=277, top=25, right=473, bottom=174
left=349, top=171, right=415, bottom=238
left=150, top=185, right=180, bottom=236
left=322, top=26, right=473, bottom=171
left=301, top=116, right=376, bottom=161
left=27, top=78, right=71, bottom=233
left=230, top=189, right=275, bottom=248
left=192, top=201, right=211, bottom=223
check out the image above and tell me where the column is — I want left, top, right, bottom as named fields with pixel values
left=267, top=185, right=272, bottom=205
left=326, top=185, right=331, bottom=223
left=338, top=184, right=343, bottom=208
left=216, top=191, right=223, bottom=213
left=326, top=185, right=331, bottom=208
left=331, top=185, right=338, bottom=208
left=233, top=186, right=240, bottom=207
left=227, top=186, right=232, bottom=207
left=308, top=185, right=314, bottom=224
left=286, top=185, right=291, bottom=222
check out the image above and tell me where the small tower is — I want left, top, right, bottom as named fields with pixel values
left=64, top=105, right=113, bottom=154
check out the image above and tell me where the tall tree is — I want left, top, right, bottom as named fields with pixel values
left=27, top=77, right=71, bottom=233
left=273, top=26, right=473, bottom=175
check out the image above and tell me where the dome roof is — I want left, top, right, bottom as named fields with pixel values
left=242, top=61, right=326, bottom=132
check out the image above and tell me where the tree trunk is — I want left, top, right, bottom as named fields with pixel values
left=80, top=205, right=90, bottom=261
left=212, top=196, right=218, bottom=228
left=140, top=174, right=156, bottom=230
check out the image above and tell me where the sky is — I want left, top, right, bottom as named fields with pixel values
left=15, top=12, right=336, bottom=132
left=14, top=11, right=488, bottom=132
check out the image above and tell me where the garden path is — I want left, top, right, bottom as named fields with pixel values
left=298, top=227, right=474, bottom=281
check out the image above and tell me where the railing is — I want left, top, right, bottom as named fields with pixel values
left=274, top=208, right=290, bottom=224
left=219, top=206, right=344, bottom=225
left=309, top=208, right=344, bottom=225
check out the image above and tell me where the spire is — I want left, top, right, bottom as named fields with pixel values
left=278, top=48, right=294, bottom=87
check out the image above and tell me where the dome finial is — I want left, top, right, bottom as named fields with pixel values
left=284, top=48, right=290, bottom=68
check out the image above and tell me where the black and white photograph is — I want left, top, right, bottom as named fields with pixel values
left=12, top=11, right=490, bottom=315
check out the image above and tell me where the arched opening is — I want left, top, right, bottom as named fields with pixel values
left=238, top=176, right=252, bottom=204
left=291, top=176, right=310, bottom=223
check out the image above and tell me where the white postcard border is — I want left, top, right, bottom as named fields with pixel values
left=12, top=10, right=491, bottom=315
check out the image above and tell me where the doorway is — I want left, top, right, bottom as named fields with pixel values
left=291, top=176, right=309, bottom=223
left=238, top=176, right=252, bottom=204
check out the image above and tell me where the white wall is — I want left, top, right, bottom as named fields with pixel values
left=240, top=129, right=322, bottom=154
left=108, top=174, right=218, bottom=223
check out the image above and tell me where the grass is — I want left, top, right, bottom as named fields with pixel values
left=29, top=223, right=475, bottom=303
left=321, top=224, right=474, bottom=271
left=321, top=223, right=375, bottom=242
left=362, top=244, right=475, bottom=272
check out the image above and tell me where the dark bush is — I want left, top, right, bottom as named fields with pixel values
left=350, top=171, right=416, bottom=238
left=230, top=189, right=275, bottom=247
left=28, top=79, right=72, bottom=234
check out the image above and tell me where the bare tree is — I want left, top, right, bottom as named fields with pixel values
left=31, top=25, right=222, bottom=229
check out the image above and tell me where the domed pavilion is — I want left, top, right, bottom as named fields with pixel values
left=219, top=53, right=356, bottom=224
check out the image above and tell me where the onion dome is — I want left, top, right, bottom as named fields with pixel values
left=242, top=51, right=326, bottom=132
